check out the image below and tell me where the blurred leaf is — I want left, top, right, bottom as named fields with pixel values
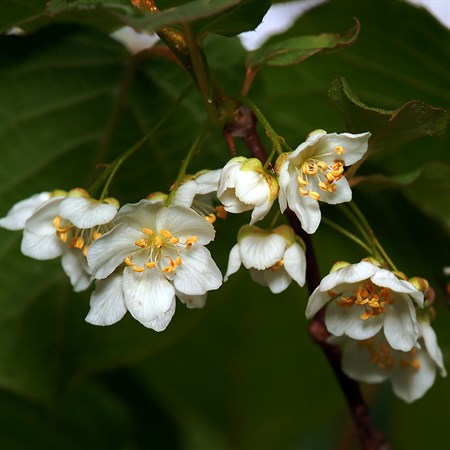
left=329, top=77, right=449, bottom=155
left=246, top=18, right=360, bottom=69
left=401, top=162, right=450, bottom=233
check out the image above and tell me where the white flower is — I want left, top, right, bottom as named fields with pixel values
left=225, top=224, right=306, bottom=293
left=217, top=157, right=279, bottom=225
left=305, top=261, right=424, bottom=351
left=18, top=188, right=119, bottom=292
left=338, top=318, right=447, bottom=403
left=172, top=169, right=226, bottom=223
left=277, top=129, right=370, bottom=234
left=0, top=191, right=52, bottom=230
left=86, top=200, right=222, bottom=331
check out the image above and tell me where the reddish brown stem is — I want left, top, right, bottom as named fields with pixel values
left=225, top=104, right=390, bottom=450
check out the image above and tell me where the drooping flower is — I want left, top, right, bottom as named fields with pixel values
left=15, top=188, right=119, bottom=292
left=277, top=130, right=370, bottom=234
left=110, top=26, right=159, bottom=54
left=217, top=157, right=279, bottom=225
left=0, top=191, right=52, bottom=230
left=172, top=169, right=226, bottom=223
left=224, top=224, right=306, bottom=293
left=86, top=200, right=222, bottom=331
left=305, top=261, right=423, bottom=351
left=337, top=317, right=446, bottom=403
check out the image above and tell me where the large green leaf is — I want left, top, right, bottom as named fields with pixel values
left=246, top=18, right=359, bottom=69
left=328, top=77, right=449, bottom=155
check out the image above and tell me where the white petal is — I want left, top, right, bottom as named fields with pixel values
left=419, top=320, right=447, bottom=377
left=173, top=244, right=222, bottom=295
left=220, top=191, right=253, bottom=213
left=21, top=228, right=64, bottom=260
left=305, top=288, right=331, bottom=319
left=262, top=267, right=292, bottom=293
left=87, top=223, right=142, bottom=279
left=0, top=192, right=50, bottom=230
left=224, top=244, right=242, bottom=281
left=61, top=250, right=92, bottom=292
left=217, top=160, right=240, bottom=195
left=20, top=198, right=64, bottom=259
left=318, top=261, right=378, bottom=292
left=176, top=291, right=208, bottom=309
left=235, top=171, right=269, bottom=205
left=391, top=349, right=437, bottom=403
left=239, top=232, right=285, bottom=270
left=85, top=274, right=127, bottom=326
left=123, top=266, right=175, bottom=328
left=157, top=206, right=215, bottom=245
left=325, top=301, right=384, bottom=340
left=371, top=269, right=424, bottom=307
left=116, top=200, right=161, bottom=229
left=320, top=132, right=371, bottom=166
left=283, top=243, right=306, bottom=287
left=383, top=297, right=419, bottom=351
left=141, top=300, right=176, bottom=332
left=285, top=174, right=321, bottom=234
left=250, top=200, right=273, bottom=225
left=319, top=177, right=352, bottom=205
left=341, top=338, right=389, bottom=383
left=59, top=197, right=118, bottom=228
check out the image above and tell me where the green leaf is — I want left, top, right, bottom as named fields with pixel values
left=399, top=162, right=450, bottom=233
left=328, top=77, right=450, bottom=155
left=246, top=18, right=360, bottom=69
left=43, top=0, right=270, bottom=36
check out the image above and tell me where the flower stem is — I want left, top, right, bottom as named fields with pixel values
left=347, top=202, right=398, bottom=271
left=239, top=96, right=290, bottom=157
left=89, top=84, right=191, bottom=200
left=322, top=216, right=372, bottom=254
left=165, top=123, right=210, bottom=205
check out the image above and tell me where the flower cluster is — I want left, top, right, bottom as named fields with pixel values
left=306, top=260, right=446, bottom=402
left=1, top=127, right=445, bottom=403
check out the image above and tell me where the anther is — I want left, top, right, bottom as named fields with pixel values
left=142, top=228, right=154, bottom=236
left=185, top=236, right=198, bottom=248
left=124, top=256, right=135, bottom=267
left=145, top=262, right=157, bottom=269
left=135, top=239, right=148, bottom=248
left=92, top=231, right=102, bottom=241
left=133, top=266, right=145, bottom=273
left=308, top=191, right=320, bottom=200
left=297, top=175, right=308, bottom=187
left=335, top=145, right=345, bottom=155
left=205, top=214, right=216, bottom=224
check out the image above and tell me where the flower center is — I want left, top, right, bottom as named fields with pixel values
left=124, top=227, right=198, bottom=273
left=358, top=338, right=421, bottom=371
left=329, top=281, right=396, bottom=320
left=52, top=215, right=104, bottom=256
left=296, top=146, right=345, bottom=200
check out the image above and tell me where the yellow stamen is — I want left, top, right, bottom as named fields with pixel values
left=215, top=205, right=228, bottom=220
left=185, top=236, right=198, bottom=248
left=133, top=266, right=145, bottom=273
left=135, top=239, right=148, bottom=248
left=205, top=214, right=216, bottom=224
left=142, top=228, right=154, bottom=236
left=92, top=231, right=102, bottom=241
left=145, top=262, right=157, bottom=269
left=269, top=260, right=284, bottom=271
left=335, top=145, right=345, bottom=155
left=124, top=256, right=135, bottom=267
left=360, top=311, right=371, bottom=320
left=308, top=191, right=320, bottom=200
left=160, top=229, right=172, bottom=238
left=297, top=175, right=308, bottom=187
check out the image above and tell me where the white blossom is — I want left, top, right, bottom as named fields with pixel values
left=172, top=169, right=226, bottom=223
left=305, top=261, right=424, bottom=351
left=277, top=129, right=370, bottom=234
left=338, top=317, right=446, bottom=403
left=217, top=157, right=279, bottom=225
left=110, top=26, right=159, bottom=54
left=0, top=191, right=52, bottom=230
left=86, top=200, right=222, bottom=331
left=8, top=188, right=119, bottom=292
left=225, top=224, right=306, bottom=293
